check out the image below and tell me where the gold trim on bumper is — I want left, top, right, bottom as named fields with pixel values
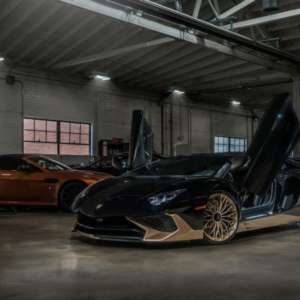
left=127, top=214, right=204, bottom=243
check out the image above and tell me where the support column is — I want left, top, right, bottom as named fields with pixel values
left=293, top=76, right=300, bottom=156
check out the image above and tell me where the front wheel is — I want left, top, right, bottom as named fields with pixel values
left=203, top=192, right=239, bottom=244
left=59, top=182, right=87, bottom=213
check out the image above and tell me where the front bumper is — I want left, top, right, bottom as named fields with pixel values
left=73, top=213, right=204, bottom=243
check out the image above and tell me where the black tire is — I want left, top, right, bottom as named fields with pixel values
left=203, top=191, right=240, bottom=245
left=59, top=181, right=87, bottom=213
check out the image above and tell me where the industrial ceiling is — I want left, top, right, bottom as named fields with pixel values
left=0, top=0, right=300, bottom=108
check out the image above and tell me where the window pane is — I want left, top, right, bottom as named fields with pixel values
left=35, top=120, right=46, bottom=131
left=81, top=134, right=89, bottom=145
left=60, top=122, right=70, bottom=133
left=47, top=121, right=57, bottom=132
left=60, top=133, right=70, bottom=143
left=81, top=124, right=89, bottom=134
left=35, top=131, right=46, bottom=142
left=71, top=123, right=80, bottom=133
left=24, top=142, right=58, bottom=155
left=24, top=130, right=34, bottom=142
left=60, top=144, right=90, bottom=156
left=47, top=132, right=57, bottom=143
left=70, top=133, right=80, bottom=144
left=24, top=119, right=34, bottom=130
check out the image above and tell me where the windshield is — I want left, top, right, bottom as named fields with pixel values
left=126, top=156, right=227, bottom=177
left=29, top=156, right=70, bottom=171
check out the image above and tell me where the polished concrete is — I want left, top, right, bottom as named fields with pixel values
left=0, top=211, right=300, bottom=300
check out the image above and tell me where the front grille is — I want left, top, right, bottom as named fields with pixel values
left=76, top=213, right=144, bottom=240
left=133, top=215, right=177, bottom=232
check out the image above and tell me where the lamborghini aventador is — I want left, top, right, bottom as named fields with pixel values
left=72, top=94, right=300, bottom=244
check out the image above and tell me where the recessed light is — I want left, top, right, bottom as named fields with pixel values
left=173, top=89, right=185, bottom=95
left=0, top=57, right=5, bottom=62
left=231, top=100, right=241, bottom=106
left=95, top=74, right=111, bottom=81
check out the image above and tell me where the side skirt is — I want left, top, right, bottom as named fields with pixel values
left=238, top=210, right=300, bottom=233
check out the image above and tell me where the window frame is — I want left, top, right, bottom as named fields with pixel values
left=23, top=118, right=92, bottom=156
left=214, top=136, right=247, bottom=153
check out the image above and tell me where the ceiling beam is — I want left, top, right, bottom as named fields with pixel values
left=53, top=37, right=175, bottom=69
left=106, top=42, right=186, bottom=78
left=192, top=0, right=203, bottom=18
left=45, top=19, right=111, bottom=68
left=0, top=0, right=46, bottom=44
left=207, top=0, right=219, bottom=18
left=113, top=44, right=202, bottom=82
left=4, top=5, right=61, bottom=55
left=110, top=0, right=299, bottom=65
left=30, top=14, right=96, bottom=65
left=68, top=28, right=145, bottom=73
left=58, top=0, right=300, bottom=75
left=0, top=0, right=21, bottom=23
left=120, top=50, right=217, bottom=85
left=223, top=8, right=300, bottom=30
left=195, top=73, right=292, bottom=91
left=218, top=0, right=255, bottom=20
left=148, top=58, right=247, bottom=88
left=12, top=9, right=78, bottom=63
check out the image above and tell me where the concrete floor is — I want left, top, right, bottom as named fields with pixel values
left=0, top=212, right=300, bottom=300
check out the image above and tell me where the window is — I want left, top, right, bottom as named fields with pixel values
left=59, top=122, right=90, bottom=156
left=29, top=156, right=70, bottom=171
left=214, top=136, right=247, bottom=153
left=24, top=118, right=91, bottom=156
left=0, top=157, right=26, bottom=171
left=24, top=119, right=58, bottom=155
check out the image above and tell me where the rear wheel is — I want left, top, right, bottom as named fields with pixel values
left=59, top=182, right=87, bottom=213
left=203, top=192, right=239, bottom=244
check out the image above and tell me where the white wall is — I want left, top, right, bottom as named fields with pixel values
left=163, top=95, right=252, bottom=156
left=0, top=65, right=160, bottom=163
left=0, top=64, right=252, bottom=164
left=0, top=80, right=23, bottom=153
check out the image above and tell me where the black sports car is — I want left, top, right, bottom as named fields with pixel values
left=72, top=94, right=300, bottom=244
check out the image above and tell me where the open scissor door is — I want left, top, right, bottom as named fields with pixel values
left=128, top=110, right=153, bottom=170
left=243, top=94, right=300, bottom=195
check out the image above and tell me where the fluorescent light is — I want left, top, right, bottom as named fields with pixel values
left=0, top=57, right=5, bottom=62
left=231, top=100, right=241, bottom=106
left=173, top=89, right=185, bottom=95
left=95, top=74, right=111, bottom=81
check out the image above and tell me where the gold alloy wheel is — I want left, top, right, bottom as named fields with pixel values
left=203, top=193, right=239, bottom=243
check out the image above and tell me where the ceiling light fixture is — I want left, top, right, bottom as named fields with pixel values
left=173, top=89, right=185, bottom=95
left=231, top=100, right=241, bottom=106
left=95, top=74, right=111, bottom=81
left=0, top=57, right=5, bottom=62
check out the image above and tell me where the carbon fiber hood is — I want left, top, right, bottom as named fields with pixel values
left=78, top=176, right=187, bottom=217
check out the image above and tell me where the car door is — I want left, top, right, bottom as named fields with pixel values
left=128, top=110, right=154, bottom=169
left=0, top=157, right=33, bottom=203
left=242, top=94, right=300, bottom=195
left=0, top=157, right=54, bottom=204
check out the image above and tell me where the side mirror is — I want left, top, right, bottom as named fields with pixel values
left=112, top=154, right=128, bottom=171
left=17, top=164, right=36, bottom=172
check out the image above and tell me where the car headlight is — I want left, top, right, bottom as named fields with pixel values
left=148, top=189, right=186, bottom=206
